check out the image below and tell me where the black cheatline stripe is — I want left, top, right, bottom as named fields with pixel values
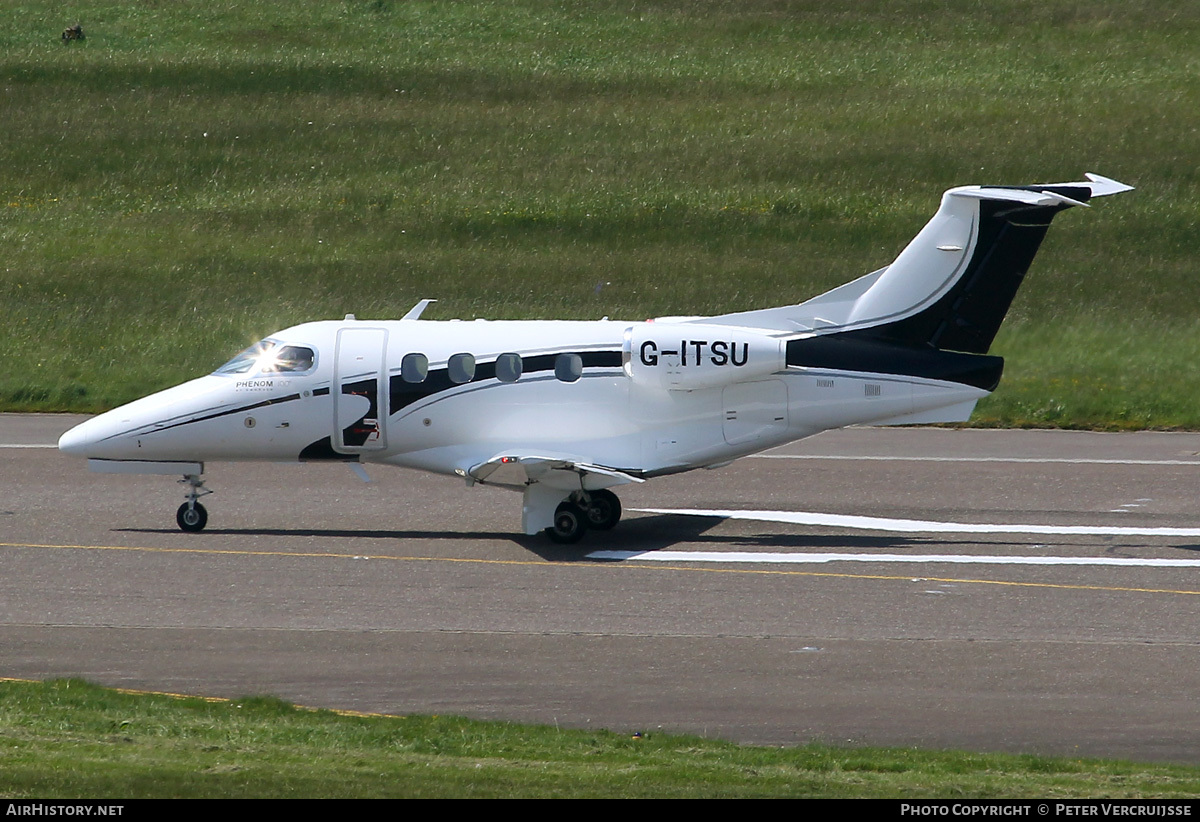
left=785, top=335, right=1004, bottom=392
left=106, top=393, right=304, bottom=441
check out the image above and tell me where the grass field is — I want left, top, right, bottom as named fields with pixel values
left=1, top=1, right=1198, bottom=424
left=4, top=678, right=1200, bottom=799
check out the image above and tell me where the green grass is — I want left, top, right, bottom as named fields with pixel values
left=4, top=679, right=1200, bottom=798
left=1, top=1, right=1198, bottom=423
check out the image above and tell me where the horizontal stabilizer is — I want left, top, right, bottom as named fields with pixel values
left=953, top=187, right=1091, bottom=208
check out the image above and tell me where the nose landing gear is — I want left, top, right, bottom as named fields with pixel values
left=176, top=473, right=212, bottom=532
left=176, top=502, right=207, bottom=532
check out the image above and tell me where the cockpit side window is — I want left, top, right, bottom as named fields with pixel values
left=214, top=340, right=315, bottom=376
left=261, top=345, right=314, bottom=373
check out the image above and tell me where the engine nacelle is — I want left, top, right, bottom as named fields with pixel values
left=622, top=323, right=786, bottom=390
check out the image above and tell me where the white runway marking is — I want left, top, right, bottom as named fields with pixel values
left=589, top=550, right=1200, bottom=567
left=0, top=444, right=56, bottom=449
left=632, top=508, right=1200, bottom=538
left=752, top=454, right=1200, bottom=466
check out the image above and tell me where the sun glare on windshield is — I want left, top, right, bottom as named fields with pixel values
left=215, top=340, right=315, bottom=376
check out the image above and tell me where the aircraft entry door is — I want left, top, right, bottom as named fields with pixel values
left=334, top=327, right=388, bottom=453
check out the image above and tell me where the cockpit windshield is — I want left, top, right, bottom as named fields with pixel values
left=214, top=340, right=315, bottom=376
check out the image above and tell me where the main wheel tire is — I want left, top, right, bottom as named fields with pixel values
left=545, top=501, right=588, bottom=544
left=176, top=502, right=208, bottom=532
left=585, top=489, right=621, bottom=531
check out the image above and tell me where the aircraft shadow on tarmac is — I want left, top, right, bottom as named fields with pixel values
left=116, top=513, right=920, bottom=556
left=526, top=514, right=1092, bottom=560
left=113, top=512, right=1083, bottom=561
left=524, top=514, right=938, bottom=560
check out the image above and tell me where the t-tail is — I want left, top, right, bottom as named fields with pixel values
left=702, top=173, right=1133, bottom=392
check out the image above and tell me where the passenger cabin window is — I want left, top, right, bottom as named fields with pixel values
left=401, top=353, right=428, bottom=383
left=214, top=340, right=315, bottom=376
left=448, top=353, right=475, bottom=384
left=555, top=353, right=582, bottom=383
left=495, top=353, right=522, bottom=383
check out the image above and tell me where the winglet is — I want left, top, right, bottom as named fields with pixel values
left=402, top=298, right=437, bottom=320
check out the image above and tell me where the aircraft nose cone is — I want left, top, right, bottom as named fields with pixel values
left=58, top=419, right=98, bottom=456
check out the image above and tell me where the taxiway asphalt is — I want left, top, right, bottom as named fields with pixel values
left=4, top=414, right=1200, bottom=762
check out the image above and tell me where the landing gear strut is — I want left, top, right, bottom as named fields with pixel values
left=176, top=473, right=212, bottom=532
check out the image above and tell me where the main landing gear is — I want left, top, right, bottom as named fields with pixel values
left=545, top=489, right=622, bottom=544
left=175, top=472, right=212, bottom=532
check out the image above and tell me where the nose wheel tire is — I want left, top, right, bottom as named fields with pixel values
left=545, top=501, right=588, bottom=544
left=176, top=502, right=208, bottom=532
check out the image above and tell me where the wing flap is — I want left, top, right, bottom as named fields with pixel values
left=468, top=454, right=644, bottom=491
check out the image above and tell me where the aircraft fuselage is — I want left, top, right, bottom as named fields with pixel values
left=60, top=317, right=985, bottom=481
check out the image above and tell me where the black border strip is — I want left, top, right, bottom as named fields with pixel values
left=99, top=393, right=303, bottom=442
left=786, top=335, right=1004, bottom=391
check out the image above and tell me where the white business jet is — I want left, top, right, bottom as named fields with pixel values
left=59, top=174, right=1132, bottom=542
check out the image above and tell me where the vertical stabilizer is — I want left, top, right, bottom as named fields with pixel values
left=701, top=174, right=1132, bottom=355
left=843, top=175, right=1131, bottom=353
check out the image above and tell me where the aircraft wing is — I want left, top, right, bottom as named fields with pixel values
left=467, top=454, right=645, bottom=492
